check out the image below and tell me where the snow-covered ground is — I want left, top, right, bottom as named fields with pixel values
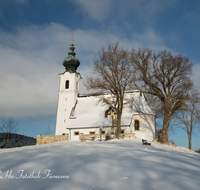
left=0, top=139, right=199, bottom=190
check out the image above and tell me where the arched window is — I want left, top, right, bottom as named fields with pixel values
left=134, top=120, right=140, bottom=131
left=65, top=80, right=69, bottom=89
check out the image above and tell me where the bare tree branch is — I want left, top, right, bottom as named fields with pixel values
left=175, top=89, right=200, bottom=149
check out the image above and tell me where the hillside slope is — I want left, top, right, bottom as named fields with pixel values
left=0, top=139, right=199, bottom=190
left=0, top=133, right=36, bottom=148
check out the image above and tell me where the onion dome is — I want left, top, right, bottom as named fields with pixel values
left=63, top=35, right=80, bottom=73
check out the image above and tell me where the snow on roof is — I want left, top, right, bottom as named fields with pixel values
left=67, top=91, right=154, bottom=129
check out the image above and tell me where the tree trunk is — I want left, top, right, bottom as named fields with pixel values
left=188, top=134, right=192, bottom=150
left=161, top=123, right=169, bottom=143
left=111, top=119, right=114, bottom=134
left=6, top=133, right=10, bottom=148
left=161, top=113, right=171, bottom=143
left=159, top=103, right=173, bottom=143
left=116, top=113, right=121, bottom=138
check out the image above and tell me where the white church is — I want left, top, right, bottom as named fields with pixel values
left=55, top=39, right=156, bottom=141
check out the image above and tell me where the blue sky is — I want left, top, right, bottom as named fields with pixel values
left=0, top=0, right=200, bottom=150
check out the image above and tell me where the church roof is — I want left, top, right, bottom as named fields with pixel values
left=67, top=91, right=155, bottom=129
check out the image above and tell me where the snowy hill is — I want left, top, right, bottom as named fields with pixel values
left=0, top=139, right=199, bottom=190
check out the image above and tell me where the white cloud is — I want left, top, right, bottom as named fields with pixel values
left=72, top=0, right=178, bottom=22
left=192, top=63, right=200, bottom=89
left=130, top=29, right=172, bottom=52
left=0, top=23, right=169, bottom=118
left=72, top=0, right=112, bottom=21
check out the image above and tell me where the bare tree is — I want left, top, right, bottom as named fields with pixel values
left=85, top=42, right=135, bottom=138
left=131, top=48, right=193, bottom=143
left=43, top=125, right=53, bottom=135
left=0, top=117, right=20, bottom=148
left=175, top=89, right=200, bottom=150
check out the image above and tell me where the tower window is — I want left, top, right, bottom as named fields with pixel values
left=65, top=80, right=69, bottom=89
left=134, top=120, right=140, bottom=131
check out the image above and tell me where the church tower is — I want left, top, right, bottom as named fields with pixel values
left=55, top=36, right=81, bottom=135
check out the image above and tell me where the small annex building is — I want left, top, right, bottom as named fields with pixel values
left=55, top=38, right=156, bottom=141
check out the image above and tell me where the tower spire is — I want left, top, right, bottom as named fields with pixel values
left=63, top=35, right=80, bottom=73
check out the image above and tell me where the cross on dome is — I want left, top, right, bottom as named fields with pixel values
left=71, top=34, right=74, bottom=44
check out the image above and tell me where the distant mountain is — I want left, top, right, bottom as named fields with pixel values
left=0, top=133, right=36, bottom=148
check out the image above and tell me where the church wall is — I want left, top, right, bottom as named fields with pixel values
left=69, top=128, right=104, bottom=141
left=68, top=126, right=131, bottom=141
left=79, top=133, right=135, bottom=142
left=131, top=114, right=155, bottom=140
left=55, top=92, right=76, bottom=135
left=67, top=116, right=155, bottom=141
left=59, top=72, right=80, bottom=93
left=55, top=71, right=81, bottom=135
